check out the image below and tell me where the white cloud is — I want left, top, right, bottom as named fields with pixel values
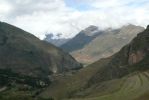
left=0, top=1, right=13, bottom=20
left=0, top=0, right=149, bottom=39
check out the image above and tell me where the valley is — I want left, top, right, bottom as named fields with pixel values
left=0, top=22, right=148, bottom=100
left=0, top=0, right=148, bottom=100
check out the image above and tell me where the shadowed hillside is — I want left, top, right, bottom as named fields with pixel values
left=0, top=22, right=82, bottom=87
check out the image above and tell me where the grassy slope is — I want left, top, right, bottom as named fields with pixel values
left=1, top=65, right=149, bottom=100
left=39, top=58, right=110, bottom=100
left=69, top=71, right=149, bottom=100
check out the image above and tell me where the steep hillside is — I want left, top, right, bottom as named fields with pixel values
left=89, top=25, right=149, bottom=85
left=74, top=25, right=149, bottom=99
left=71, top=24, right=144, bottom=65
left=40, top=25, right=149, bottom=100
left=60, top=25, right=103, bottom=52
left=0, top=23, right=148, bottom=100
left=0, top=22, right=82, bottom=87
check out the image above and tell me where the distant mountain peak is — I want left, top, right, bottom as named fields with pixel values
left=85, top=25, right=98, bottom=30
left=62, top=24, right=144, bottom=65
left=44, top=33, right=71, bottom=47
left=45, top=33, right=63, bottom=39
left=82, top=25, right=99, bottom=36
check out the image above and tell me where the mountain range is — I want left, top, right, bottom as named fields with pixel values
left=40, top=25, right=149, bottom=100
left=61, top=24, right=144, bottom=65
left=0, top=22, right=148, bottom=100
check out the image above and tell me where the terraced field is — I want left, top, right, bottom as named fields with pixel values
left=69, top=71, right=149, bottom=100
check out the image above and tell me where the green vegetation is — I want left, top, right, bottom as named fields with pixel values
left=0, top=89, right=54, bottom=100
left=0, top=22, right=82, bottom=100
left=0, top=22, right=82, bottom=80
left=39, top=25, right=149, bottom=100
left=68, top=71, right=149, bottom=100
left=0, top=68, right=50, bottom=87
left=0, top=22, right=148, bottom=100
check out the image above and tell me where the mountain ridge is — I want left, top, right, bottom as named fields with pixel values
left=60, top=25, right=104, bottom=52
left=88, top=25, right=149, bottom=85
left=0, top=22, right=82, bottom=87
left=69, top=24, right=144, bottom=65
left=0, top=22, right=148, bottom=100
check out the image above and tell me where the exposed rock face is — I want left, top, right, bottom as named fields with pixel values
left=0, top=22, right=82, bottom=83
left=128, top=51, right=145, bottom=65
left=127, top=25, right=149, bottom=65
left=88, top=25, right=149, bottom=85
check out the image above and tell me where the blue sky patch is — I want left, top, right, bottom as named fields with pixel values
left=64, top=0, right=93, bottom=11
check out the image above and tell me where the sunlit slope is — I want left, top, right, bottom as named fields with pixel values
left=71, top=25, right=144, bottom=65
left=69, top=71, right=149, bottom=100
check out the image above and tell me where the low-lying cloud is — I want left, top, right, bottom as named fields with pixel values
left=0, top=0, right=149, bottom=39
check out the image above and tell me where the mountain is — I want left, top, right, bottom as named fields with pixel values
left=62, top=24, right=144, bottom=65
left=44, top=33, right=71, bottom=47
left=60, top=25, right=103, bottom=52
left=0, top=22, right=82, bottom=88
left=88, top=25, right=149, bottom=85
left=40, top=25, right=149, bottom=100
left=0, top=22, right=148, bottom=100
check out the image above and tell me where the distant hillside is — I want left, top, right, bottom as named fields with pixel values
left=60, top=25, right=103, bottom=52
left=44, top=33, right=71, bottom=47
left=63, top=24, right=144, bottom=65
left=0, top=22, right=82, bottom=87
left=40, top=25, right=149, bottom=100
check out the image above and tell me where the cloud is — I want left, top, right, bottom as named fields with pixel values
left=0, top=0, right=149, bottom=39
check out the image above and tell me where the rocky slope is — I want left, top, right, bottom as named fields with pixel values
left=62, top=24, right=144, bottom=65
left=88, top=25, right=149, bottom=85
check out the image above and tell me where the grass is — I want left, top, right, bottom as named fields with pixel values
left=39, top=58, right=110, bottom=100
left=68, top=71, right=149, bottom=100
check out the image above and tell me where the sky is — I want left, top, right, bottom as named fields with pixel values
left=0, top=0, right=149, bottom=39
